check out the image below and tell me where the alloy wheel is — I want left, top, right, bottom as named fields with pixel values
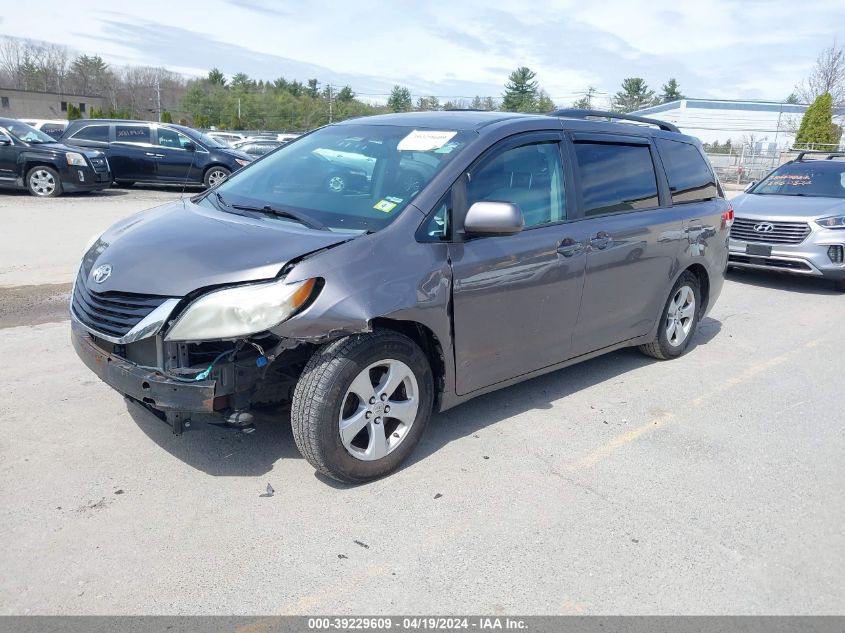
left=338, top=359, right=419, bottom=461
left=665, top=285, right=696, bottom=347
left=29, top=169, right=57, bottom=196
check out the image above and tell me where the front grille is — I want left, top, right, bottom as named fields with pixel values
left=729, top=255, right=813, bottom=271
left=88, top=157, right=109, bottom=173
left=730, top=217, right=810, bottom=244
left=72, top=276, right=171, bottom=339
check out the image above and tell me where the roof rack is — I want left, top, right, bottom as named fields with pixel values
left=794, top=151, right=845, bottom=161
left=549, top=108, right=680, bottom=133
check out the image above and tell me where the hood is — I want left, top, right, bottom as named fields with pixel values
left=80, top=198, right=354, bottom=296
left=219, top=147, right=253, bottom=161
left=31, top=141, right=100, bottom=156
left=732, top=193, right=845, bottom=221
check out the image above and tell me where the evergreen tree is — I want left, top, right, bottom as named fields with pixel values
left=536, top=90, right=556, bottom=112
left=336, top=86, right=355, bottom=102
left=387, top=85, right=413, bottom=112
left=612, top=78, right=655, bottom=113
left=66, top=103, right=82, bottom=120
left=659, top=78, right=683, bottom=103
left=306, top=79, right=320, bottom=99
left=501, top=66, right=539, bottom=112
left=161, top=110, right=173, bottom=123
left=207, top=68, right=226, bottom=86
left=795, top=93, right=840, bottom=149
left=416, top=96, right=440, bottom=111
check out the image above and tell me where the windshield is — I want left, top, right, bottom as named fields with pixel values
left=751, top=161, right=845, bottom=198
left=4, top=121, right=56, bottom=144
left=212, top=124, right=472, bottom=232
left=184, top=128, right=229, bottom=149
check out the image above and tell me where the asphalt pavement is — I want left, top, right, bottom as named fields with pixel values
left=0, top=188, right=842, bottom=615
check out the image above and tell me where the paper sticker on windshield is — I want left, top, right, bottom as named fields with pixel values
left=397, top=130, right=457, bottom=151
left=374, top=198, right=401, bottom=213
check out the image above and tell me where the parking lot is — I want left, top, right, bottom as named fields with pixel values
left=1, top=187, right=843, bottom=615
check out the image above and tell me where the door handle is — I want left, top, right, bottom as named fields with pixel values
left=556, top=238, right=584, bottom=257
left=589, top=231, right=611, bottom=250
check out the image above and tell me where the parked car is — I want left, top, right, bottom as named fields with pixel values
left=729, top=152, right=845, bottom=290
left=0, top=117, right=111, bottom=197
left=205, top=131, right=247, bottom=146
left=232, top=138, right=283, bottom=157
left=71, top=109, right=730, bottom=482
left=19, top=119, right=68, bottom=140
left=60, top=120, right=251, bottom=188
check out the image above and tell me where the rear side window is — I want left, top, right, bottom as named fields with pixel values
left=574, top=142, right=658, bottom=216
left=115, top=125, right=151, bottom=144
left=656, top=139, right=718, bottom=203
left=71, top=124, right=109, bottom=143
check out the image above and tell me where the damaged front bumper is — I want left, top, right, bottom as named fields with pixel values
left=72, top=321, right=221, bottom=431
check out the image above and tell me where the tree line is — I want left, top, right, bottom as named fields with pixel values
left=0, top=34, right=842, bottom=145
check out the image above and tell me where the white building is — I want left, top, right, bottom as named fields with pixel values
left=631, top=98, right=845, bottom=151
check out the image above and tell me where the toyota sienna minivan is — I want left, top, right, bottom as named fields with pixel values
left=71, top=109, right=732, bottom=483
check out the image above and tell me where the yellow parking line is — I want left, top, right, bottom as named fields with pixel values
left=567, top=339, right=821, bottom=473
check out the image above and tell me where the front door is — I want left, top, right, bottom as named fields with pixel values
left=448, top=133, right=587, bottom=395
left=154, top=127, right=201, bottom=183
left=566, top=135, right=683, bottom=356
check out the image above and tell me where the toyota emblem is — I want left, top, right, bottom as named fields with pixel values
left=753, top=222, right=775, bottom=233
left=92, top=264, right=112, bottom=284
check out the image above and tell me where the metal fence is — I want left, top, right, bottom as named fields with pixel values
left=706, top=143, right=843, bottom=184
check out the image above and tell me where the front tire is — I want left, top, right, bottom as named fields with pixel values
left=291, top=330, right=434, bottom=483
left=639, top=271, right=701, bottom=360
left=203, top=167, right=230, bottom=188
left=27, top=166, right=63, bottom=197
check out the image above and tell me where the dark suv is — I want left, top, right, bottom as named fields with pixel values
left=61, top=120, right=252, bottom=188
left=71, top=109, right=731, bottom=483
left=0, top=117, right=111, bottom=197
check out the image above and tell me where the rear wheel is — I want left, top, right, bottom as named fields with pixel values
left=203, top=167, right=230, bottom=188
left=291, top=330, right=434, bottom=483
left=26, top=166, right=62, bottom=197
left=639, top=271, right=701, bottom=360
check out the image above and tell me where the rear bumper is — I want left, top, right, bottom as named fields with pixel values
left=71, top=321, right=216, bottom=413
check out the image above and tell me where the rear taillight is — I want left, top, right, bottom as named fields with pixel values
left=721, top=206, right=734, bottom=228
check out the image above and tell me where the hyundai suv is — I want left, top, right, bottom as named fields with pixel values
left=71, top=109, right=731, bottom=483
left=729, top=152, right=845, bottom=290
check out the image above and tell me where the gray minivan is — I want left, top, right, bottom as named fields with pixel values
left=71, top=109, right=732, bottom=483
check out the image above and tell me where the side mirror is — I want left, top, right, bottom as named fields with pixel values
left=183, top=141, right=197, bottom=152
left=0, top=133, right=11, bottom=146
left=744, top=181, right=756, bottom=192
left=464, top=201, right=524, bottom=237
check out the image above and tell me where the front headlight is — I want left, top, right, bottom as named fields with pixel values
left=66, top=152, right=87, bottom=167
left=816, top=215, right=845, bottom=229
left=165, top=278, right=318, bottom=341
left=235, top=158, right=250, bottom=167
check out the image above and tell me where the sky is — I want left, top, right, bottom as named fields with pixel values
left=1, top=0, right=843, bottom=106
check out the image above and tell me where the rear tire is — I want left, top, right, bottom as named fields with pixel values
left=26, top=166, right=63, bottom=197
left=291, top=330, right=434, bottom=483
left=639, top=271, right=701, bottom=360
left=833, top=278, right=845, bottom=293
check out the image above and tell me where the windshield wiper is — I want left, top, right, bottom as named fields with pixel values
left=231, top=202, right=329, bottom=231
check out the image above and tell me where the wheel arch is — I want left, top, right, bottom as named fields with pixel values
left=684, top=262, right=710, bottom=314
left=369, top=317, right=446, bottom=413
